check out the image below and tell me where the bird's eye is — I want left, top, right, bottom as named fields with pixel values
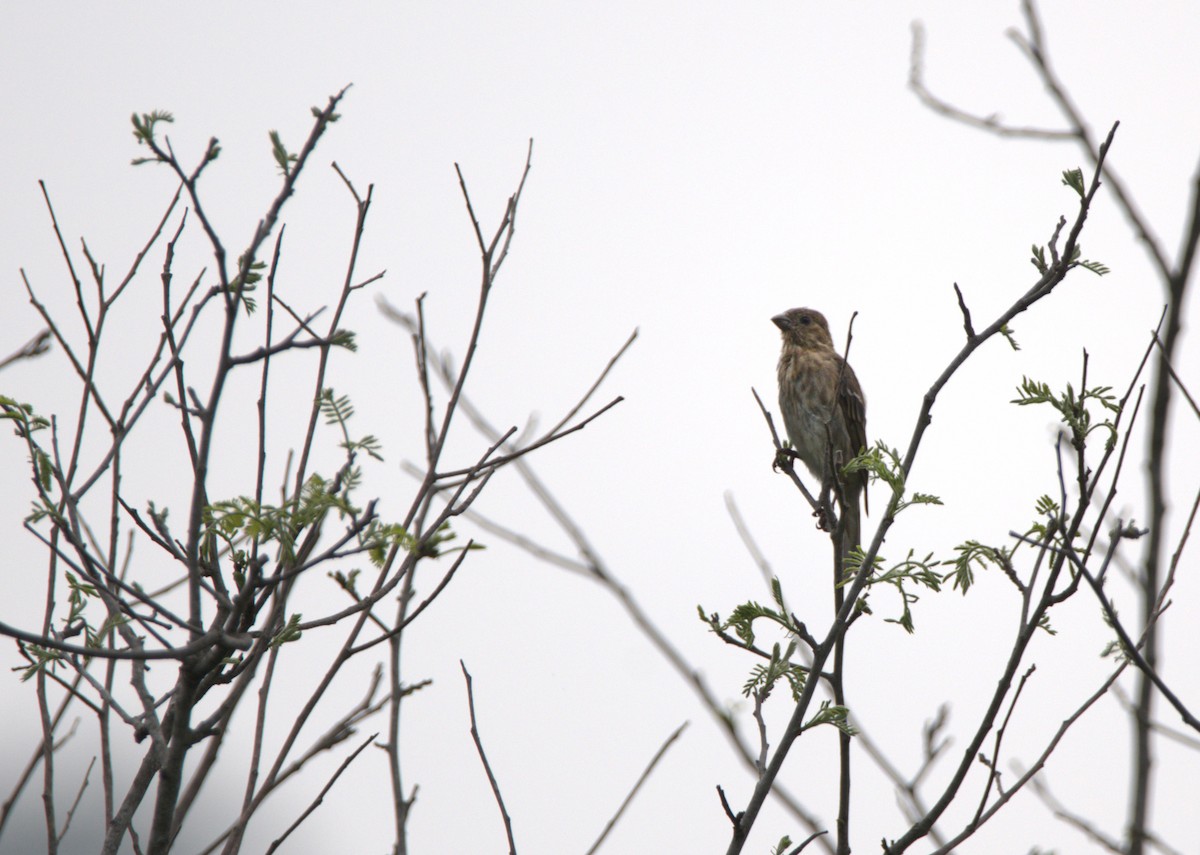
left=799, top=315, right=810, bottom=325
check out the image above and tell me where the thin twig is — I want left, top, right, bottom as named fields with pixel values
left=973, top=664, right=1036, bottom=823
left=725, top=491, right=775, bottom=588
left=1025, top=772, right=1124, bottom=854
left=0, top=328, right=52, bottom=370
left=584, top=722, right=688, bottom=855
left=460, top=662, right=517, bottom=855
left=56, top=756, right=96, bottom=845
left=908, top=22, right=1076, bottom=141
left=263, top=734, right=377, bottom=855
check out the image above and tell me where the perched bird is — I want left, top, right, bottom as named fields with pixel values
left=773, top=307, right=868, bottom=561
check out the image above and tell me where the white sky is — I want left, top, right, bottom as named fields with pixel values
left=2, top=2, right=1199, bottom=853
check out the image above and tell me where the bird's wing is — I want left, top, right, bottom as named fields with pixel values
left=838, top=360, right=869, bottom=515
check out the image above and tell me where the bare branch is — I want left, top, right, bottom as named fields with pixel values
left=908, top=21, right=1075, bottom=141
left=460, top=662, right=517, bottom=855
left=0, top=328, right=52, bottom=370
left=263, top=734, right=377, bottom=855
left=584, top=722, right=688, bottom=855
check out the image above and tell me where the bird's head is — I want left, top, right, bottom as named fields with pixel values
left=772, top=307, right=834, bottom=350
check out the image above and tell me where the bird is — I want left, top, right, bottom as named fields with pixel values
left=772, top=307, right=868, bottom=565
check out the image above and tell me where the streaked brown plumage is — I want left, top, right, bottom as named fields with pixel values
left=773, top=307, right=868, bottom=557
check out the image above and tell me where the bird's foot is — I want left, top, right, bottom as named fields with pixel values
left=773, top=447, right=800, bottom=472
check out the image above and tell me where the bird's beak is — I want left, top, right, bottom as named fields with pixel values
left=771, top=314, right=789, bottom=331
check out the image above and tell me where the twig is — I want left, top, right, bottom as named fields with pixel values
left=1063, top=530, right=1200, bottom=732
left=751, top=692, right=770, bottom=774
left=263, top=734, right=377, bottom=855
left=56, top=756, right=96, bottom=845
left=927, top=656, right=1128, bottom=854
left=0, top=688, right=83, bottom=834
left=752, top=387, right=820, bottom=512
left=973, top=664, right=1036, bottom=822
left=1025, top=772, right=1124, bottom=854
left=0, top=328, right=52, bottom=370
left=1111, top=685, right=1200, bottom=752
left=431, top=395, right=624, bottom=480
left=927, top=506, right=1182, bottom=855
left=460, top=662, right=517, bottom=855
left=1151, top=334, right=1200, bottom=422
left=951, top=284, right=975, bottom=341
left=717, top=786, right=739, bottom=825
left=345, top=545, right=474, bottom=654
left=787, top=832, right=829, bottom=854
left=584, top=722, right=688, bottom=855
left=908, top=22, right=1076, bottom=141
left=439, top=499, right=591, bottom=576
left=725, top=491, right=775, bottom=588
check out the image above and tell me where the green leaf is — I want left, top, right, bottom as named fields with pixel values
left=320, top=388, right=385, bottom=461
left=17, top=645, right=64, bottom=681
left=269, top=130, right=298, bottom=177
left=35, top=448, right=53, bottom=490
left=844, top=443, right=942, bottom=517
left=0, top=397, right=50, bottom=436
left=330, top=328, right=358, bottom=352
left=1012, top=374, right=1120, bottom=449
left=743, top=641, right=807, bottom=702
left=945, top=541, right=1012, bottom=595
left=224, top=254, right=265, bottom=314
left=320, top=389, right=356, bottom=425
left=131, top=110, right=175, bottom=147
left=270, top=613, right=303, bottom=648
left=1065, top=245, right=1110, bottom=276
left=344, top=434, right=384, bottom=461
left=329, top=568, right=361, bottom=596
left=1034, top=495, right=1059, bottom=516
left=1061, top=167, right=1085, bottom=197
left=365, top=522, right=416, bottom=565
left=1030, top=244, right=1048, bottom=274
left=864, top=549, right=943, bottom=631
left=89, top=613, right=129, bottom=647
left=802, top=700, right=858, bottom=736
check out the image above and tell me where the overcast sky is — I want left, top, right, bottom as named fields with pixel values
left=2, top=2, right=1198, bottom=853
